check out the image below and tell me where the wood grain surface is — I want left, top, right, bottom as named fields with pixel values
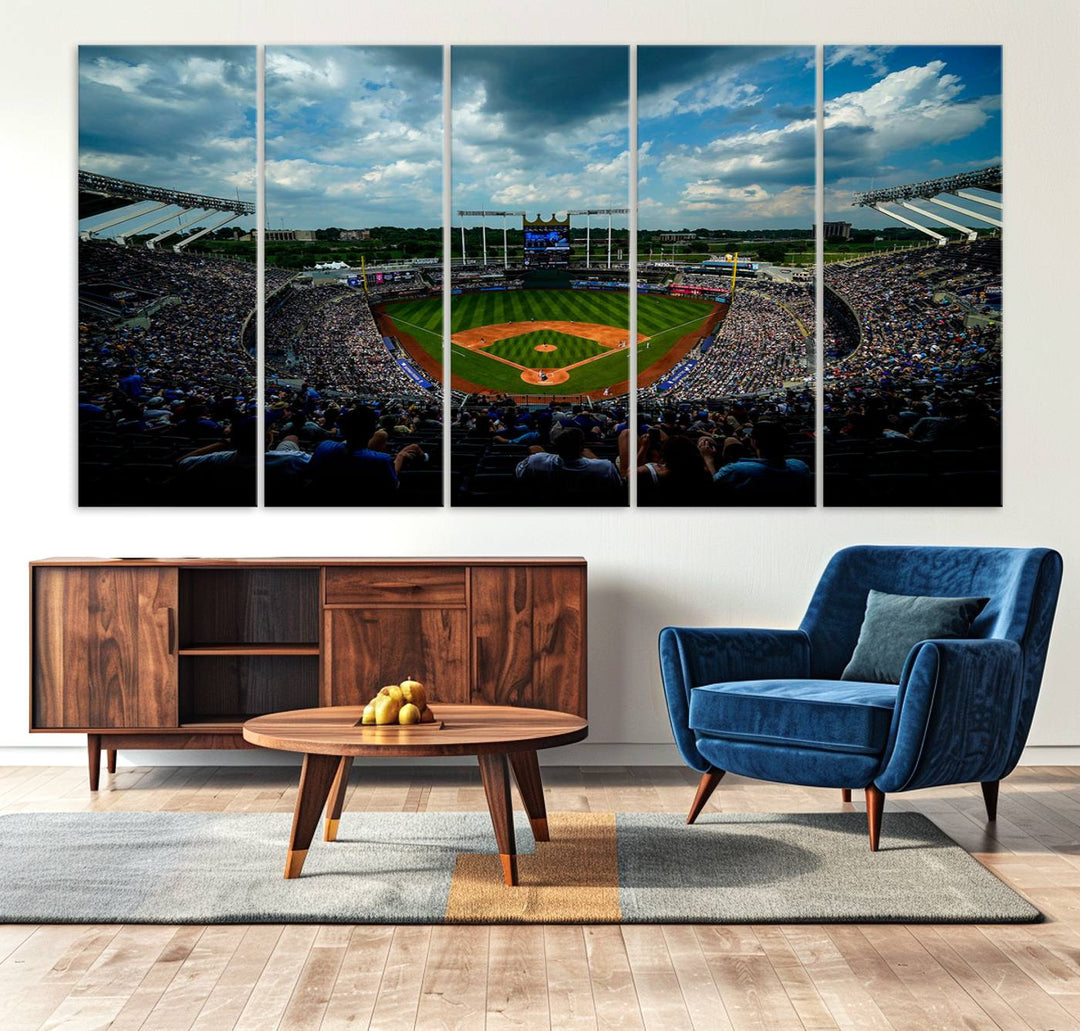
left=33, top=566, right=177, bottom=729
left=1, top=765, right=1078, bottom=1030
left=31, top=557, right=586, bottom=568
left=325, top=608, right=469, bottom=707
left=243, top=704, right=588, bottom=757
left=324, top=565, right=467, bottom=607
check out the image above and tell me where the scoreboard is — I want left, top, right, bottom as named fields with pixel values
left=523, top=215, right=570, bottom=267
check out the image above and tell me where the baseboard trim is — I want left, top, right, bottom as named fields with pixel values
left=1, top=742, right=1078, bottom=767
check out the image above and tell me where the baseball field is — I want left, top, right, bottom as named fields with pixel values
left=374, top=289, right=724, bottom=397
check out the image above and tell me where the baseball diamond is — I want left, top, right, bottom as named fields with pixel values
left=373, top=289, right=724, bottom=398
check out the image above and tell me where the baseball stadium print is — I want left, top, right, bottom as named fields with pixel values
left=636, top=46, right=817, bottom=507
left=449, top=46, right=631, bottom=507
left=78, top=47, right=258, bottom=506
left=263, top=47, right=444, bottom=507
left=73, top=44, right=1004, bottom=511
left=823, top=46, right=1002, bottom=507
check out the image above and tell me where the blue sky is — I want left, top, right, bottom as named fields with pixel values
left=78, top=46, right=256, bottom=229
left=266, top=47, right=442, bottom=229
left=824, top=46, right=1002, bottom=226
left=452, top=47, right=629, bottom=228
left=638, top=46, right=815, bottom=230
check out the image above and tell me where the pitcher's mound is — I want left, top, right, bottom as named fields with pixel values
left=534, top=344, right=558, bottom=353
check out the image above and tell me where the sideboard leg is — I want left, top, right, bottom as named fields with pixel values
left=509, top=750, right=549, bottom=842
left=285, top=753, right=340, bottom=879
left=87, top=735, right=101, bottom=792
left=106, top=749, right=117, bottom=775
left=478, top=752, right=518, bottom=886
left=324, top=756, right=354, bottom=842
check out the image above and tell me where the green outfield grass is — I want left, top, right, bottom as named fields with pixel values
left=377, top=289, right=718, bottom=394
left=484, top=331, right=608, bottom=369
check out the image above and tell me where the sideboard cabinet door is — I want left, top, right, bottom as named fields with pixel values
left=471, top=565, right=586, bottom=716
left=33, top=567, right=178, bottom=728
left=325, top=608, right=469, bottom=707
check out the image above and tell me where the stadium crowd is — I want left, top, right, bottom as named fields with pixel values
left=821, top=239, right=1002, bottom=504
left=452, top=398, right=629, bottom=506
left=264, top=283, right=442, bottom=505
left=675, top=273, right=728, bottom=290
left=823, top=242, right=1001, bottom=443
left=644, top=284, right=812, bottom=403
left=636, top=391, right=815, bottom=506
left=266, top=285, right=424, bottom=396
left=78, top=241, right=261, bottom=505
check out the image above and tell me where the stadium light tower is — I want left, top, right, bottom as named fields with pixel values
left=457, top=210, right=525, bottom=267
left=567, top=208, right=629, bottom=268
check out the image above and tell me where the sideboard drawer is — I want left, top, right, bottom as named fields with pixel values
left=325, top=566, right=467, bottom=606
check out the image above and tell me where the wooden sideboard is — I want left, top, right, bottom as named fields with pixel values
left=30, top=558, right=587, bottom=788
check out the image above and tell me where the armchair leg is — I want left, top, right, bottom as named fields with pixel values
left=866, top=785, right=885, bottom=852
left=981, top=780, right=999, bottom=821
left=687, top=768, right=725, bottom=825
left=841, top=789, right=851, bottom=803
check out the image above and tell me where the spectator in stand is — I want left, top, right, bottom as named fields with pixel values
left=638, top=432, right=714, bottom=506
left=515, top=427, right=623, bottom=502
left=173, top=416, right=258, bottom=505
left=307, top=405, right=423, bottom=506
left=700, top=421, right=812, bottom=505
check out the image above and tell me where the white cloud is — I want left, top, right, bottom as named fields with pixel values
left=80, top=57, right=154, bottom=94
left=656, top=119, right=814, bottom=184
left=639, top=68, right=763, bottom=121
left=825, top=46, right=897, bottom=77
left=825, top=61, right=992, bottom=159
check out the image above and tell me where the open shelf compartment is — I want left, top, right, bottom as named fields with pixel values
left=178, top=567, right=320, bottom=649
left=178, top=654, right=319, bottom=724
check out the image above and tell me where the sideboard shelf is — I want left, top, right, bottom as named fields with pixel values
left=177, top=644, right=321, bottom=656
left=30, top=557, right=588, bottom=789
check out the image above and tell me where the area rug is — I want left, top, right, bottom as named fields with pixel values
left=0, top=811, right=1039, bottom=924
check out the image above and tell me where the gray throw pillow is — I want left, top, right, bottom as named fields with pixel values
left=841, top=590, right=989, bottom=684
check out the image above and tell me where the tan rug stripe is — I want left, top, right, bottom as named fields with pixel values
left=444, top=812, right=621, bottom=923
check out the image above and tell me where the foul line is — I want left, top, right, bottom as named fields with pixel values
left=384, top=314, right=443, bottom=339
left=636, top=313, right=715, bottom=344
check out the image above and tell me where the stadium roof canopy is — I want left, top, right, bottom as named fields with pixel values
left=851, top=166, right=1002, bottom=246
left=79, top=171, right=254, bottom=220
left=79, top=171, right=255, bottom=252
left=853, top=166, right=1002, bottom=206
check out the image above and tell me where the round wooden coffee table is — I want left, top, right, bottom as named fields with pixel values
left=243, top=704, right=588, bottom=886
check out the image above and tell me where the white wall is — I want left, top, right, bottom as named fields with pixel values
left=1, top=0, right=1077, bottom=766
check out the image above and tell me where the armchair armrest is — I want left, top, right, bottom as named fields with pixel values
left=659, top=627, right=811, bottom=772
left=876, top=637, right=1024, bottom=793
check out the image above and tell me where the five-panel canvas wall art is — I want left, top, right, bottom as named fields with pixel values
left=78, top=45, right=1002, bottom=509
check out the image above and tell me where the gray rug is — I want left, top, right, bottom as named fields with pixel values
left=0, top=810, right=1039, bottom=923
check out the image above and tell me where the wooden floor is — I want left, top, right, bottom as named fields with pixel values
left=1, top=763, right=1079, bottom=1031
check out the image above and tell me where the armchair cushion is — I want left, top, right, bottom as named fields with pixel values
left=841, top=590, right=989, bottom=684
left=690, top=679, right=897, bottom=757
left=659, top=627, right=811, bottom=772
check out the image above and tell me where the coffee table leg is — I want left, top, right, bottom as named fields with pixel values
left=324, top=756, right=354, bottom=842
left=478, top=752, right=518, bottom=886
left=509, top=750, right=549, bottom=842
left=285, top=753, right=340, bottom=879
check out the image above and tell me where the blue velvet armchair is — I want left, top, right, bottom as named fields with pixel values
left=660, top=546, right=1063, bottom=850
